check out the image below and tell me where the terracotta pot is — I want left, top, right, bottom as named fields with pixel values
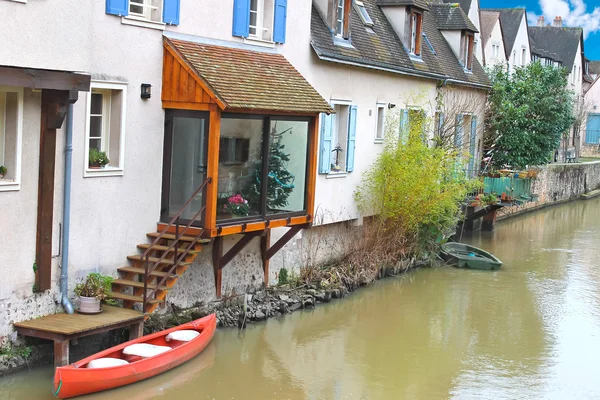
left=89, top=162, right=101, bottom=169
left=79, top=296, right=101, bottom=313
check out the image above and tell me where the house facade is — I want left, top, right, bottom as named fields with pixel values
left=480, top=10, right=507, bottom=69
left=582, top=61, right=600, bottom=156
left=0, top=0, right=488, bottom=342
left=484, top=8, right=531, bottom=73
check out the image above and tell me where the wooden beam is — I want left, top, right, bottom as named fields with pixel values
left=0, top=66, right=90, bottom=92
left=266, top=226, right=304, bottom=260
left=261, top=230, right=271, bottom=285
left=306, top=115, right=319, bottom=221
left=219, top=232, right=261, bottom=269
left=162, top=101, right=218, bottom=112
left=223, top=107, right=320, bottom=117
left=128, top=322, right=144, bottom=341
left=54, top=340, right=69, bottom=367
left=204, top=107, right=221, bottom=234
left=212, top=216, right=311, bottom=237
left=212, top=236, right=223, bottom=298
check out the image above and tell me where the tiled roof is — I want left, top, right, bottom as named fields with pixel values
left=528, top=26, right=583, bottom=71
left=480, top=10, right=500, bottom=51
left=376, top=0, right=429, bottom=11
left=590, top=61, right=600, bottom=75
left=430, top=3, right=478, bottom=32
left=310, top=1, right=489, bottom=88
left=441, top=0, right=472, bottom=14
left=484, top=8, right=526, bottom=55
left=164, top=38, right=333, bottom=114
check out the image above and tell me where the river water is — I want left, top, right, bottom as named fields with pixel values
left=2, top=197, right=600, bottom=399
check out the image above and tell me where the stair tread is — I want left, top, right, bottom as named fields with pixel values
left=117, top=266, right=178, bottom=278
left=137, top=244, right=200, bottom=253
left=146, top=232, right=211, bottom=243
left=127, top=255, right=191, bottom=266
left=108, top=292, right=163, bottom=304
left=112, top=279, right=169, bottom=290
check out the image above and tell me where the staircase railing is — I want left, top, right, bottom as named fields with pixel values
left=141, top=177, right=211, bottom=313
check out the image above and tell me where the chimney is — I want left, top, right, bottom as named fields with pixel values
left=537, top=16, right=545, bottom=27
left=553, top=16, right=563, bottom=27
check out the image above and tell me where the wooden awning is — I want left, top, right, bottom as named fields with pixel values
left=0, top=65, right=90, bottom=92
left=163, top=37, right=333, bottom=114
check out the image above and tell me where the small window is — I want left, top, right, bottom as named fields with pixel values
left=249, top=0, right=275, bottom=41
left=331, top=103, right=350, bottom=171
left=410, top=11, right=423, bottom=56
left=512, top=51, right=516, bottom=66
left=521, top=47, right=526, bottom=66
left=354, top=1, right=373, bottom=27
left=129, top=0, right=163, bottom=22
left=461, top=32, right=474, bottom=70
left=0, top=87, right=23, bottom=192
left=85, top=82, right=127, bottom=177
left=375, top=104, right=386, bottom=142
left=492, top=44, right=499, bottom=58
left=336, top=0, right=345, bottom=36
left=219, top=137, right=250, bottom=164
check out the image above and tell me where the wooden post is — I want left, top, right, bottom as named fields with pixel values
left=306, top=115, right=319, bottom=222
left=260, top=229, right=271, bottom=286
left=54, top=340, right=69, bottom=367
left=129, top=322, right=144, bottom=340
left=482, top=209, right=497, bottom=231
left=204, top=106, right=221, bottom=237
left=212, top=236, right=223, bottom=298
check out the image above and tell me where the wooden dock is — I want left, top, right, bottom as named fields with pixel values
left=14, top=306, right=144, bottom=367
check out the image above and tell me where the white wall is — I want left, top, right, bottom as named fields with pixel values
left=568, top=41, right=583, bottom=97
left=467, top=0, right=483, bottom=65
left=441, top=30, right=463, bottom=60
left=483, top=19, right=507, bottom=69
left=508, top=14, right=531, bottom=73
left=380, top=6, right=408, bottom=46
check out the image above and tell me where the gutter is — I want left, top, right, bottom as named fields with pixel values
left=60, top=104, right=75, bottom=314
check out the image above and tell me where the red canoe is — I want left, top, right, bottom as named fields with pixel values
left=53, top=313, right=216, bottom=399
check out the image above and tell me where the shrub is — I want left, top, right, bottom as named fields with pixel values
left=74, top=273, right=113, bottom=301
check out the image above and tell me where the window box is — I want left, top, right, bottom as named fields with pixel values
left=0, top=87, right=24, bottom=192
left=84, top=82, right=127, bottom=178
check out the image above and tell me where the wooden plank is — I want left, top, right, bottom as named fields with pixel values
left=162, top=49, right=174, bottom=101
left=306, top=115, right=319, bottom=221
left=0, top=66, right=90, bottom=92
left=212, top=236, right=223, bottom=298
left=204, top=107, right=221, bottom=233
left=171, top=62, right=181, bottom=102
left=129, top=322, right=144, bottom=341
left=214, top=216, right=310, bottom=237
left=261, top=230, right=271, bottom=285
left=187, top=75, right=196, bottom=102
left=35, top=90, right=59, bottom=292
left=202, top=90, right=211, bottom=104
left=180, top=68, right=189, bottom=101
left=161, top=101, right=216, bottom=112
left=54, top=340, right=69, bottom=367
left=194, top=85, right=203, bottom=102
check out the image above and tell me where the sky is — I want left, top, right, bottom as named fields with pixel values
left=480, top=0, right=600, bottom=60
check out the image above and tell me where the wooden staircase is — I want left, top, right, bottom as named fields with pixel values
left=109, top=178, right=212, bottom=315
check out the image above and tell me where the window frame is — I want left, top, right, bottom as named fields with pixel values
left=330, top=100, right=351, bottom=174
left=461, top=32, right=474, bottom=71
left=354, top=0, right=373, bottom=27
left=409, top=10, right=423, bottom=56
left=0, top=86, right=24, bottom=192
left=84, top=81, right=128, bottom=178
left=374, top=103, right=386, bottom=143
left=335, top=0, right=345, bottom=37
left=248, top=0, right=275, bottom=42
left=122, top=0, right=166, bottom=30
left=217, top=113, right=312, bottom=226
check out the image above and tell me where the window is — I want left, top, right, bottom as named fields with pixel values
left=461, top=32, right=474, bottom=71
left=319, top=102, right=357, bottom=174
left=354, top=1, right=373, bottom=27
left=492, top=44, right=499, bottom=59
left=399, top=108, right=425, bottom=142
left=336, top=0, right=345, bottom=36
left=434, top=111, right=444, bottom=139
left=85, top=82, right=127, bottom=177
left=513, top=51, right=516, bottom=66
left=219, top=137, right=250, bottom=164
left=217, top=115, right=310, bottom=221
left=409, top=10, right=423, bottom=56
left=249, top=0, right=275, bottom=41
left=375, top=104, right=386, bottom=142
left=106, top=0, right=180, bottom=27
left=521, top=47, right=526, bottom=66
left=0, top=87, right=23, bottom=191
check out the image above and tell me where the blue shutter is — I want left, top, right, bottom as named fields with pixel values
left=346, top=105, right=358, bottom=172
left=163, top=0, right=180, bottom=25
left=232, top=0, right=251, bottom=38
left=106, top=0, right=128, bottom=16
left=455, top=115, right=464, bottom=147
left=438, top=112, right=444, bottom=136
left=468, top=116, right=477, bottom=174
left=399, top=109, right=409, bottom=144
left=319, top=113, right=333, bottom=174
left=586, top=115, right=600, bottom=144
left=273, top=0, right=288, bottom=43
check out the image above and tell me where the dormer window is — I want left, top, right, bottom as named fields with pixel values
left=336, top=0, right=345, bottom=36
left=461, top=32, right=474, bottom=71
left=409, top=10, right=423, bottom=56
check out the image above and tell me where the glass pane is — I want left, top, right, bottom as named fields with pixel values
left=266, top=119, right=308, bottom=215
left=169, top=117, right=207, bottom=220
left=89, top=138, right=101, bottom=151
left=90, top=115, right=102, bottom=139
left=130, top=0, right=144, bottom=14
left=91, top=93, right=103, bottom=115
left=217, top=117, right=264, bottom=221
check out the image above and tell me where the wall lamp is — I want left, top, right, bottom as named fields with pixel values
left=141, top=83, right=152, bottom=99
left=388, top=103, right=396, bottom=109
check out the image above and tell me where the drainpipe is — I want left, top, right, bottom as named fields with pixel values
left=60, top=104, right=75, bottom=314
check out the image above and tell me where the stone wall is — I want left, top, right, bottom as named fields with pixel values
left=498, top=161, right=600, bottom=219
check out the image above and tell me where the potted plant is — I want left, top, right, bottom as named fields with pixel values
left=222, top=194, right=250, bottom=218
left=74, top=272, right=114, bottom=314
left=331, top=144, right=344, bottom=172
left=0, top=166, right=6, bottom=179
left=89, top=148, right=110, bottom=169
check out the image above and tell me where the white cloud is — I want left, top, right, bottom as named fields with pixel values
left=527, top=0, right=600, bottom=38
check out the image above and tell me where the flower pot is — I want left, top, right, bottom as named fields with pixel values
left=79, top=296, right=101, bottom=314
left=89, top=162, right=101, bottom=169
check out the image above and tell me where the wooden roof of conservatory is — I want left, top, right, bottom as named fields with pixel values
left=163, top=37, right=333, bottom=114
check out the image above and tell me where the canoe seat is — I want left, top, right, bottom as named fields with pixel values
left=86, top=358, right=129, bottom=369
left=123, top=343, right=171, bottom=358
left=166, top=330, right=199, bottom=342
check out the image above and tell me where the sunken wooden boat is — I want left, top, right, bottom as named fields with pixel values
left=440, top=242, right=503, bottom=270
left=53, top=313, right=216, bottom=399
